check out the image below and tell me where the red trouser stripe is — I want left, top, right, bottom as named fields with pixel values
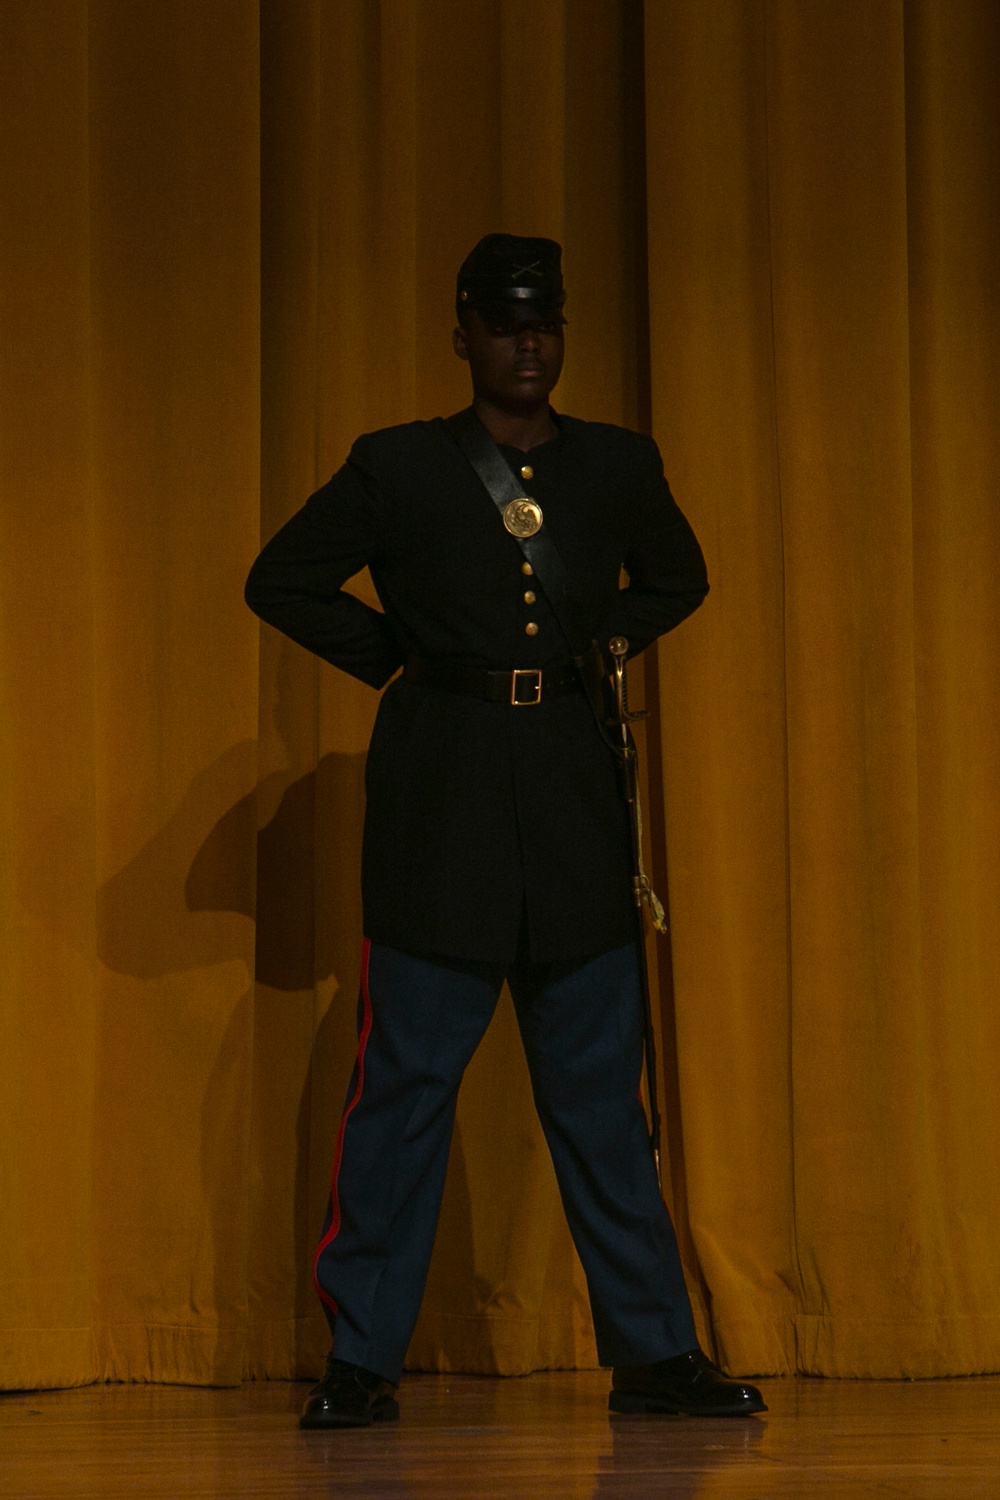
left=312, top=938, right=375, bottom=1315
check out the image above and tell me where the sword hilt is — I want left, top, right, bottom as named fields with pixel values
left=607, top=636, right=648, bottom=724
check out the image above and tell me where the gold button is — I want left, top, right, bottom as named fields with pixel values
left=520, top=464, right=534, bottom=480
left=521, top=561, right=534, bottom=576
left=523, top=590, right=536, bottom=604
left=525, top=621, right=539, bottom=636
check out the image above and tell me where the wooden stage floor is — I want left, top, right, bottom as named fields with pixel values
left=3, top=1370, right=999, bottom=1498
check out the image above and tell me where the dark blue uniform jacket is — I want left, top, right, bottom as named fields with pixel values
left=245, top=413, right=708, bottom=964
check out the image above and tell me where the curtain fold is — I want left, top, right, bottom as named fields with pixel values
left=2, top=0, right=999, bottom=1388
left=1, top=0, right=261, bottom=1388
left=0, top=0, right=100, bottom=1393
left=642, top=0, right=1000, bottom=1377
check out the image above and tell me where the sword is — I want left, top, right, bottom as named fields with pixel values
left=607, top=636, right=664, bottom=1190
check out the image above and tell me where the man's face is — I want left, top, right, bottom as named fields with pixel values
left=452, top=305, right=565, bottom=408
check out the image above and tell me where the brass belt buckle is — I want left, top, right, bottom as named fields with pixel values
left=511, top=668, right=543, bottom=705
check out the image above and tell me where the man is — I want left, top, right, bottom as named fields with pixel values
left=245, top=234, right=765, bottom=1427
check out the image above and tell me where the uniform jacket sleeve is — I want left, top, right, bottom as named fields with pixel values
left=244, top=446, right=405, bottom=689
left=597, top=431, right=709, bottom=656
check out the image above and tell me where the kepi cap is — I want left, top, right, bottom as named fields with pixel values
left=456, top=233, right=566, bottom=321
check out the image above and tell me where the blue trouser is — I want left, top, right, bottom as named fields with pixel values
left=314, top=938, right=698, bottom=1384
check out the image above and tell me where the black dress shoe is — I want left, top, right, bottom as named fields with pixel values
left=609, top=1348, right=767, bottom=1417
left=300, top=1355, right=400, bottom=1429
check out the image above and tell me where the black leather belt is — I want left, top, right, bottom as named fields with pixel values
left=403, top=656, right=581, bottom=706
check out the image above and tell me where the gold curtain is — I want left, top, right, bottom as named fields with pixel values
left=2, top=0, right=998, bottom=1390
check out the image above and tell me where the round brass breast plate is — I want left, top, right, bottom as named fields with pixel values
left=502, top=497, right=543, bottom=538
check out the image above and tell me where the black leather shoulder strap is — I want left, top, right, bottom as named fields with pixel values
left=446, top=407, right=594, bottom=657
